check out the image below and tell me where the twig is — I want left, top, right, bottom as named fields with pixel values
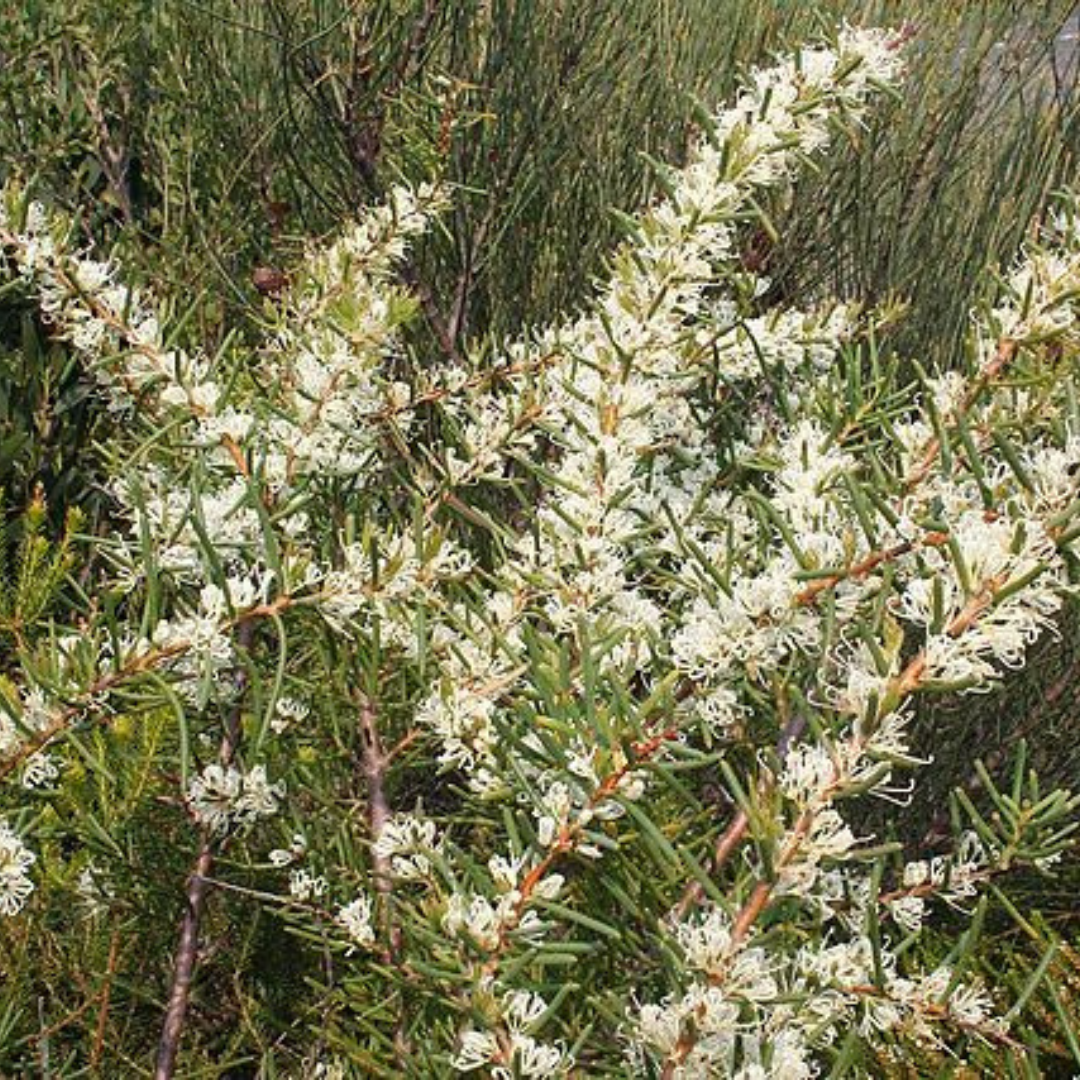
left=27, top=992, right=99, bottom=1049
left=358, top=690, right=410, bottom=1062
left=0, top=594, right=293, bottom=783
left=794, top=533, right=948, bottom=606
left=358, top=694, right=395, bottom=944
left=480, top=725, right=680, bottom=973
left=76, top=64, right=134, bottom=226
left=672, top=714, right=806, bottom=921
left=904, top=337, right=1019, bottom=493
left=400, top=262, right=463, bottom=365
left=154, top=621, right=255, bottom=1079
left=153, top=840, right=214, bottom=1080
left=359, top=695, right=390, bottom=885
left=90, top=925, right=122, bottom=1069
left=661, top=582, right=1014, bottom=1076
left=447, top=205, right=496, bottom=348
left=669, top=332, right=1027, bottom=929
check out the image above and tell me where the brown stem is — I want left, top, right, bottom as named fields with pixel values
left=877, top=867, right=997, bottom=908
left=359, top=695, right=392, bottom=903
left=447, top=206, right=496, bottom=349
left=792, top=334, right=1021, bottom=614
left=904, top=337, right=1018, bottom=494
left=668, top=337, right=1026, bottom=950
left=0, top=641, right=188, bottom=782
left=154, top=622, right=255, bottom=1079
left=154, top=840, right=214, bottom=1080
left=666, top=336, right=1028, bottom=938
left=722, top=584, right=1001, bottom=952
left=90, top=925, right=122, bottom=1069
left=400, top=262, right=463, bottom=366
left=794, top=533, right=948, bottom=607
left=673, top=714, right=806, bottom=920
left=320, top=2, right=458, bottom=363
left=663, top=571, right=1013, bottom=1071
left=358, top=692, right=408, bottom=1061
left=78, top=73, right=134, bottom=226
left=28, top=992, right=100, bottom=1049
left=0, top=596, right=294, bottom=783
left=476, top=727, right=679, bottom=978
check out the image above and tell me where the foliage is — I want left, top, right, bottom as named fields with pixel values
left=2, top=25, right=1080, bottom=1077
left=1, top=1, right=1077, bottom=530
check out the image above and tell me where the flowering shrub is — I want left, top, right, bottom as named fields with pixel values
left=1, top=25, right=1079, bottom=1077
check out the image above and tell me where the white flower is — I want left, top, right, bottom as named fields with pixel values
left=673, top=907, right=733, bottom=976
left=372, top=813, right=443, bottom=879
left=187, top=763, right=284, bottom=831
left=0, top=820, right=35, bottom=916
left=799, top=938, right=874, bottom=987
left=946, top=980, right=995, bottom=1027
left=502, top=989, right=549, bottom=1032
left=888, top=894, right=925, bottom=934
left=76, top=861, right=115, bottom=919
left=442, top=892, right=504, bottom=951
left=233, top=765, right=285, bottom=823
left=499, top=1032, right=569, bottom=1077
left=288, top=869, right=327, bottom=901
left=779, top=745, right=835, bottom=807
left=271, top=696, right=310, bottom=735
left=337, top=894, right=376, bottom=950
left=187, top=764, right=242, bottom=831
left=21, top=751, right=59, bottom=790
left=489, top=852, right=527, bottom=892
left=269, top=833, right=307, bottom=867
left=450, top=1030, right=500, bottom=1072
left=417, top=685, right=499, bottom=772
left=534, top=781, right=573, bottom=849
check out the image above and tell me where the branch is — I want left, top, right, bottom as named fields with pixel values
left=358, top=690, right=410, bottom=1060
left=660, top=578, right=1020, bottom=1076
left=668, top=332, right=1030, bottom=927
left=399, top=261, right=463, bottom=365
left=358, top=694, right=392, bottom=909
left=153, top=620, right=255, bottom=1079
left=672, top=713, right=806, bottom=920
left=0, top=595, right=293, bottom=783
left=90, top=925, right=122, bottom=1069
left=904, top=337, right=1019, bottom=494
left=153, top=840, right=215, bottom=1080
left=79, top=75, right=134, bottom=226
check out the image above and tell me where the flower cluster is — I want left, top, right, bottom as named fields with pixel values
left=631, top=910, right=1002, bottom=1078
left=186, top=764, right=284, bottom=833
left=1, top=22, right=1078, bottom=1080
left=0, top=818, right=35, bottom=916
left=451, top=989, right=569, bottom=1077
left=336, top=893, right=376, bottom=951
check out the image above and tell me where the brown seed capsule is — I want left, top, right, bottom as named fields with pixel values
left=253, top=266, right=288, bottom=297
left=265, top=200, right=290, bottom=233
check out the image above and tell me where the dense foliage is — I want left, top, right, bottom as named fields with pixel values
left=2, top=4, right=1080, bottom=1078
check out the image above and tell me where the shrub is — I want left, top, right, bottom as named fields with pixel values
left=1, top=24, right=1079, bottom=1077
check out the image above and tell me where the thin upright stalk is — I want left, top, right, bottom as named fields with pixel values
left=154, top=621, right=255, bottom=1079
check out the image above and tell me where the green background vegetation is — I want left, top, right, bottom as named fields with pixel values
left=2, top=0, right=1080, bottom=1074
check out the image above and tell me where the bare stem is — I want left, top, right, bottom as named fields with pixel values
left=359, top=694, right=392, bottom=903
left=90, top=925, right=122, bottom=1069
left=154, top=621, right=255, bottom=1079
left=153, top=840, right=214, bottom=1080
